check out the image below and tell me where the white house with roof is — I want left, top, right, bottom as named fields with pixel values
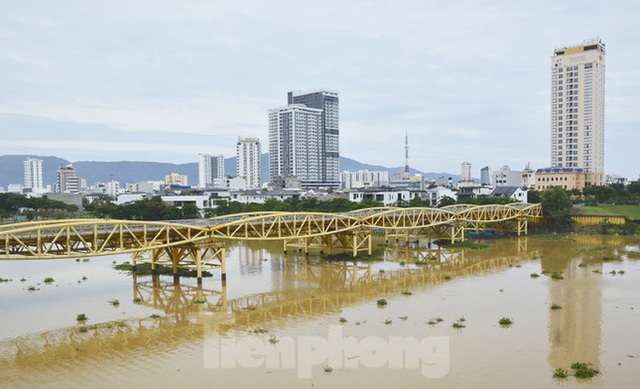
left=489, top=186, right=528, bottom=202
left=348, top=188, right=414, bottom=206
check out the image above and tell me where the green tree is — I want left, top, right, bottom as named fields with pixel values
left=527, top=190, right=541, bottom=204
left=541, top=187, right=573, bottom=230
left=180, top=204, right=201, bottom=219
left=438, top=196, right=456, bottom=207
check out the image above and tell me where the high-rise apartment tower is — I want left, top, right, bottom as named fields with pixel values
left=23, top=158, right=44, bottom=193
left=198, top=153, right=224, bottom=188
left=56, top=164, right=79, bottom=194
left=236, top=137, right=262, bottom=189
left=276, top=89, right=339, bottom=189
left=551, top=38, right=605, bottom=185
left=269, top=89, right=339, bottom=189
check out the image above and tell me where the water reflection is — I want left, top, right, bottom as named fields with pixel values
left=4, top=235, right=640, bottom=386
left=547, top=256, right=602, bottom=370
left=0, top=238, right=540, bottom=367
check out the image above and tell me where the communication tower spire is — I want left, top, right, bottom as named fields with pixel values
left=403, top=131, right=410, bottom=180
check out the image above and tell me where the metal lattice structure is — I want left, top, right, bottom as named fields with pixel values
left=0, top=203, right=543, bottom=278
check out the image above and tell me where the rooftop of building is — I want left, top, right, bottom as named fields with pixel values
left=536, top=167, right=585, bottom=174
left=289, top=88, right=339, bottom=96
left=554, top=38, right=605, bottom=55
left=269, top=104, right=323, bottom=112
left=490, top=186, right=522, bottom=197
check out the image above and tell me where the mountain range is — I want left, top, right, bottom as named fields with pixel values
left=0, top=154, right=460, bottom=189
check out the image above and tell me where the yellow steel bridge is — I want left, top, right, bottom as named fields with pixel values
left=0, top=203, right=542, bottom=280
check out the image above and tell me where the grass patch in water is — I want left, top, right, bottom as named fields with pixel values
left=570, top=362, right=599, bottom=378
left=553, top=368, right=569, bottom=378
left=43, top=277, right=54, bottom=284
left=76, top=313, right=88, bottom=321
left=498, top=317, right=513, bottom=326
left=530, top=273, right=540, bottom=278
left=377, top=299, right=388, bottom=307
left=550, top=272, right=564, bottom=280
left=551, top=303, right=563, bottom=310
left=530, top=234, right=572, bottom=241
left=114, top=262, right=212, bottom=278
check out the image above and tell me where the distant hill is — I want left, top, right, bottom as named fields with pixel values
left=0, top=155, right=70, bottom=188
left=0, top=154, right=460, bottom=188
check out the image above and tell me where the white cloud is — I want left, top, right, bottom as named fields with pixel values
left=1, top=0, right=639, bottom=178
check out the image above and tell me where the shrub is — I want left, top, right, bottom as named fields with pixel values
left=498, top=317, right=513, bottom=326
left=553, top=368, right=569, bottom=378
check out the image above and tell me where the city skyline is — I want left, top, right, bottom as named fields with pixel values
left=1, top=1, right=639, bottom=179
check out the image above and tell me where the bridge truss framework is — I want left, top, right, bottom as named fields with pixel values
left=0, top=203, right=542, bottom=282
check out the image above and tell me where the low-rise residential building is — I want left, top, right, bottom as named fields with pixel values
left=129, top=181, right=164, bottom=194
left=521, top=164, right=536, bottom=189
left=536, top=167, right=587, bottom=191
left=605, top=174, right=628, bottom=185
left=456, top=186, right=492, bottom=202
left=493, top=165, right=522, bottom=187
left=161, top=195, right=213, bottom=211
left=229, top=189, right=301, bottom=204
left=340, top=170, right=390, bottom=190
left=489, top=186, right=528, bottom=202
left=7, top=184, right=23, bottom=193
left=165, top=173, right=188, bottom=187
left=115, top=193, right=148, bottom=205
left=425, top=186, right=457, bottom=207
left=348, top=188, right=414, bottom=206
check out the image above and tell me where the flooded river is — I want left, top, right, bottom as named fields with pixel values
left=1, top=235, right=639, bottom=388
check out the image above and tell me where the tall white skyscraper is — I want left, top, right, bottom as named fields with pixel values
left=461, top=161, right=472, bottom=182
left=269, top=104, right=323, bottom=188
left=236, top=137, right=261, bottom=189
left=198, top=153, right=224, bottom=188
left=551, top=38, right=605, bottom=186
left=23, top=158, right=44, bottom=193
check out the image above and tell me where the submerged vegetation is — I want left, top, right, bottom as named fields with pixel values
left=114, top=262, right=212, bottom=278
left=498, top=317, right=513, bottom=326
left=570, top=362, right=600, bottom=378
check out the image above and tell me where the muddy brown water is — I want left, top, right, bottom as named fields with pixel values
left=1, top=235, right=639, bottom=388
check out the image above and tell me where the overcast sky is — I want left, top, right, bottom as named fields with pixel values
left=1, top=0, right=638, bottom=178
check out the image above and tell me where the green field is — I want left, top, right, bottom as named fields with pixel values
left=576, top=205, right=640, bottom=220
